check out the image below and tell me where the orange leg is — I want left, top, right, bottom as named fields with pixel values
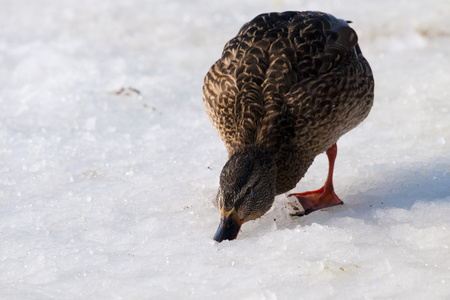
left=289, top=143, right=343, bottom=215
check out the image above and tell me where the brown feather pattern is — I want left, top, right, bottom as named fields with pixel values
left=203, top=11, right=374, bottom=194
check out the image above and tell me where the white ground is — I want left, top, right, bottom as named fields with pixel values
left=1, top=0, right=450, bottom=299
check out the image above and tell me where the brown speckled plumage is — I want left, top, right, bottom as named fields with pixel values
left=204, top=11, right=373, bottom=194
left=204, top=11, right=374, bottom=241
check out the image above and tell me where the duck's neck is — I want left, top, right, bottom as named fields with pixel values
left=225, top=145, right=277, bottom=187
left=229, top=145, right=274, bottom=168
left=229, top=145, right=312, bottom=195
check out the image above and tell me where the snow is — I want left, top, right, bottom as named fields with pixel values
left=1, top=0, right=450, bottom=298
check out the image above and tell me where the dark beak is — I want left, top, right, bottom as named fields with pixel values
left=213, top=208, right=243, bottom=242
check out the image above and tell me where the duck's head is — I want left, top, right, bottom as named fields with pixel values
left=213, top=146, right=277, bottom=242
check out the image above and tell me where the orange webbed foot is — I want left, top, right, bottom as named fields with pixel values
left=289, top=187, right=343, bottom=215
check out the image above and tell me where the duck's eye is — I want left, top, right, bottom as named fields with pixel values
left=245, top=186, right=252, bottom=195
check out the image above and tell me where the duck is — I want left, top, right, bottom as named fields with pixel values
left=202, top=11, right=374, bottom=242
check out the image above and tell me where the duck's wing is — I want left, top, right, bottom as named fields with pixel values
left=281, top=18, right=374, bottom=156
left=284, top=53, right=374, bottom=157
left=252, top=12, right=374, bottom=155
left=202, top=12, right=300, bottom=154
left=202, top=57, right=239, bottom=153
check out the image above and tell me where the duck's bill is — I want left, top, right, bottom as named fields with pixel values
left=213, top=208, right=243, bottom=242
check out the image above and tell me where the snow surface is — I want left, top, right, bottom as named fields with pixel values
left=1, top=0, right=450, bottom=299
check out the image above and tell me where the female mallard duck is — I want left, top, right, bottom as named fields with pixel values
left=203, top=11, right=374, bottom=242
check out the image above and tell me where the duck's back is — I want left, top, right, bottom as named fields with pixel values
left=203, top=11, right=374, bottom=193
